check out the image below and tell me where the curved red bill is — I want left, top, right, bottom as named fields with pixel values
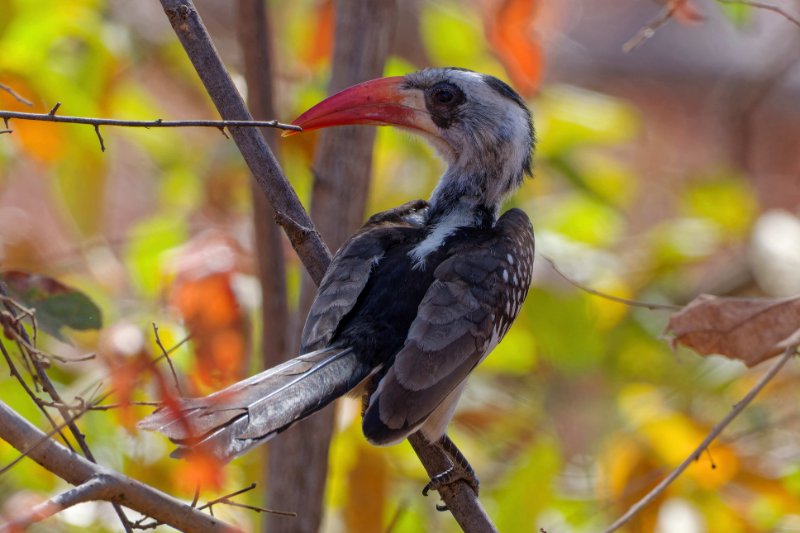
left=282, top=76, right=432, bottom=137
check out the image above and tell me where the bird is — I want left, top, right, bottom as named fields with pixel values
left=139, top=67, right=535, bottom=497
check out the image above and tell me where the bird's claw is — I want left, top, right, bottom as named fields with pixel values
left=422, top=464, right=480, bottom=499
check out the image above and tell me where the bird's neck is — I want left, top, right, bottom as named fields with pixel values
left=408, top=166, right=506, bottom=267
left=426, top=160, right=516, bottom=229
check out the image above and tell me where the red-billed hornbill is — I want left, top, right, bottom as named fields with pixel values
left=140, top=67, right=535, bottom=496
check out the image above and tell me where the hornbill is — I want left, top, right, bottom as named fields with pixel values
left=139, top=67, right=535, bottom=496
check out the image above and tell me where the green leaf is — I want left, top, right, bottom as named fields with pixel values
left=719, top=3, right=752, bottom=26
left=681, top=172, right=758, bottom=238
left=1, top=270, right=102, bottom=339
left=125, top=215, right=187, bottom=297
left=536, top=85, right=639, bottom=156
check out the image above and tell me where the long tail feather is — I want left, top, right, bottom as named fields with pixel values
left=138, top=346, right=368, bottom=462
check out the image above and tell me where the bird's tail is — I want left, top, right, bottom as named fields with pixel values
left=138, top=346, right=369, bottom=462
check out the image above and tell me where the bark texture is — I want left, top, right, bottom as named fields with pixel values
left=264, top=0, right=398, bottom=531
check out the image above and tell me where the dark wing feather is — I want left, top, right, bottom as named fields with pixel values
left=301, top=200, right=428, bottom=351
left=362, top=208, right=534, bottom=444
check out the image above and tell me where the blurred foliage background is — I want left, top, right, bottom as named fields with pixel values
left=1, top=0, right=800, bottom=531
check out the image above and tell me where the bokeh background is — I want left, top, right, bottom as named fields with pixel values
left=1, top=0, right=800, bottom=531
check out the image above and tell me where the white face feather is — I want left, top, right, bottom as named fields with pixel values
left=403, top=69, right=533, bottom=215
left=401, top=68, right=535, bottom=264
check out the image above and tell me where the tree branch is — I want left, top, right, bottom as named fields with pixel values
left=0, top=110, right=301, bottom=131
left=159, top=0, right=331, bottom=284
left=604, top=345, right=799, bottom=533
left=2, top=474, right=112, bottom=530
left=0, top=281, right=134, bottom=532
left=408, top=434, right=499, bottom=533
left=0, top=400, right=235, bottom=532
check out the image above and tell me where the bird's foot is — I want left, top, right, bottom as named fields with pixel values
left=421, top=434, right=480, bottom=511
left=422, top=464, right=480, bottom=512
left=423, top=464, right=480, bottom=497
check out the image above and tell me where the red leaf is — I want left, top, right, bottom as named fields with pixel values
left=672, top=0, right=705, bottom=24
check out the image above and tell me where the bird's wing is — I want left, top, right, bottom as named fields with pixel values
left=362, top=208, right=534, bottom=444
left=301, top=200, right=428, bottom=351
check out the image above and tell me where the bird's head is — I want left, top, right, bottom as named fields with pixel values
left=286, top=68, right=534, bottom=220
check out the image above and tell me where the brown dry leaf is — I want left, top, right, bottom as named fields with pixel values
left=484, top=0, right=544, bottom=97
left=666, top=294, right=800, bottom=366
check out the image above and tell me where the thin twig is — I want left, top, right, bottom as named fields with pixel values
left=94, top=124, right=105, bottom=152
left=716, top=0, right=800, bottom=28
left=623, top=1, right=680, bottom=52
left=197, top=482, right=296, bottom=517
left=152, top=323, right=184, bottom=397
left=0, top=338, right=75, bottom=452
left=152, top=334, right=192, bottom=365
left=604, top=345, right=799, bottom=533
left=0, top=283, right=133, bottom=532
left=0, top=294, right=38, bottom=347
left=0, top=83, right=32, bottom=106
left=0, top=110, right=301, bottom=131
left=543, top=256, right=681, bottom=311
left=1, top=474, right=110, bottom=530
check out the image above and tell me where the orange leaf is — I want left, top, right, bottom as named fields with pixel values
left=0, top=76, right=65, bottom=164
left=666, top=294, right=800, bottom=366
left=174, top=448, right=226, bottom=492
left=304, top=0, right=334, bottom=66
left=168, top=232, right=250, bottom=392
left=99, top=323, right=150, bottom=431
left=484, top=0, right=544, bottom=97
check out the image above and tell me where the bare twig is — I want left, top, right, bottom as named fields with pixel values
left=623, top=1, right=680, bottom=52
left=198, top=483, right=296, bottom=517
left=0, top=294, right=38, bottom=347
left=604, top=345, right=799, bottom=533
left=716, top=0, right=800, bottom=28
left=0, top=83, right=32, bottom=106
left=0, top=339, right=74, bottom=451
left=0, top=109, right=301, bottom=131
left=152, top=323, right=184, bottom=397
left=0, top=401, right=234, bottom=532
left=543, top=256, right=681, bottom=311
left=0, top=283, right=133, bottom=532
left=94, top=124, right=105, bottom=152
left=1, top=474, right=111, bottom=530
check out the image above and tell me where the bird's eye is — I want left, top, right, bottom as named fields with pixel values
left=434, top=88, right=455, bottom=104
